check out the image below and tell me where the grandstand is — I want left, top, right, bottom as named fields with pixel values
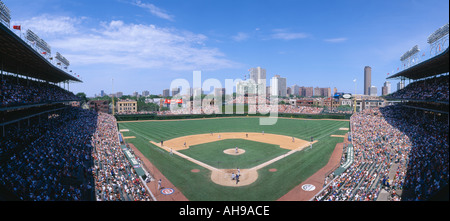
left=313, top=24, right=449, bottom=201
left=0, top=1, right=153, bottom=201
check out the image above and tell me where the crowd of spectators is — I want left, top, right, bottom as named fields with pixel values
left=0, top=106, right=152, bottom=201
left=278, top=104, right=323, bottom=114
left=1, top=74, right=79, bottom=108
left=386, top=75, right=449, bottom=102
left=315, top=105, right=448, bottom=201
left=91, top=112, right=151, bottom=201
left=384, top=105, right=448, bottom=201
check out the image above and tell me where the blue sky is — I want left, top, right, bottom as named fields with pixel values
left=3, top=0, right=449, bottom=97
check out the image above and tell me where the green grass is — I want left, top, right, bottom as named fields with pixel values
left=180, top=139, right=290, bottom=169
left=119, top=117, right=348, bottom=201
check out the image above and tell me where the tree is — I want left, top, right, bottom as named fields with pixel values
left=76, top=92, right=88, bottom=104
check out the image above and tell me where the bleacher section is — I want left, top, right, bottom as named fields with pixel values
left=317, top=30, right=449, bottom=201
left=0, top=1, right=154, bottom=200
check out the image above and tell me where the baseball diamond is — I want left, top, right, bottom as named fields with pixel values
left=119, top=116, right=349, bottom=201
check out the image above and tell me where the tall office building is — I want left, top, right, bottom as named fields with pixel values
left=271, top=75, right=287, bottom=97
left=300, top=86, right=313, bottom=97
left=321, top=87, right=332, bottom=97
left=314, top=87, right=321, bottom=97
left=249, top=67, right=267, bottom=95
left=249, top=67, right=266, bottom=84
left=163, top=89, right=170, bottom=97
left=382, top=86, right=388, bottom=96
left=172, top=88, right=180, bottom=97
left=291, top=84, right=300, bottom=96
left=364, top=66, right=372, bottom=95
left=383, top=81, right=391, bottom=95
left=369, top=86, right=377, bottom=96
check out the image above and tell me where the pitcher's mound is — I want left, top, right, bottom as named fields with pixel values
left=223, top=148, right=246, bottom=155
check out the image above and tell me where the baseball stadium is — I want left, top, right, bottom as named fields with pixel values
left=0, top=0, right=448, bottom=205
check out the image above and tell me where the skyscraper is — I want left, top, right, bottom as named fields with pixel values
left=271, top=75, right=287, bottom=97
left=249, top=67, right=266, bottom=85
left=364, top=66, right=372, bottom=95
left=249, top=67, right=267, bottom=95
left=369, top=86, right=377, bottom=96
left=163, top=89, right=170, bottom=97
left=383, top=81, right=391, bottom=95
left=291, top=84, right=300, bottom=96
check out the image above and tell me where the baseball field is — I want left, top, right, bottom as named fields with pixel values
left=118, top=116, right=349, bottom=201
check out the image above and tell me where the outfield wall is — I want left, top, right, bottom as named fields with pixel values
left=114, top=112, right=351, bottom=121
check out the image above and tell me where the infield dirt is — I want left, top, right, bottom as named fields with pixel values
left=151, top=132, right=316, bottom=187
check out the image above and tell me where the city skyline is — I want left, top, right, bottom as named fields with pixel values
left=3, top=0, right=449, bottom=97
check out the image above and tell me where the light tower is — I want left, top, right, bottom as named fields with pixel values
left=400, top=45, right=420, bottom=69
left=428, top=22, right=449, bottom=56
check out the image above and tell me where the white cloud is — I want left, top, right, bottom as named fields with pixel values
left=271, top=29, right=308, bottom=40
left=132, top=0, right=174, bottom=21
left=12, top=14, right=83, bottom=37
left=50, top=20, right=240, bottom=71
left=232, top=32, right=249, bottom=42
left=324, top=37, right=348, bottom=43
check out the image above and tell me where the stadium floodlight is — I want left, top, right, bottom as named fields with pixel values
left=55, top=52, right=70, bottom=67
left=0, top=0, right=11, bottom=26
left=26, top=29, right=52, bottom=55
left=427, top=23, right=449, bottom=44
left=400, top=45, right=420, bottom=61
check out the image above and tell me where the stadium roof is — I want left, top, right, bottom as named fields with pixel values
left=387, top=47, right=449, bottom=80
left=0, top=23, right=81, bottom=83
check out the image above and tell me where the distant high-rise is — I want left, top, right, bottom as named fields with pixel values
left=314, top=87, right=321, bottom=97
left=383, top=81, right=391, bottom=95
left=249, top=67, right=267, bottom=95
left=249, top=67, right=266, bottom=85
left=382, top=86, right=388, bottom=96
left=321, top=87, right=331, bottom=97
left=271, top=75, right=287, bottom=97
left=300, top=86, right=313, bottom=97
left=291, top=84, right=300, bottom=96
left=364, top=66, right=372, bottom=95
left=163, top=89, right=170, bottom=97
left=172, top=88, right=180, bottom=97
left=369, top=86, right=377, bottom=96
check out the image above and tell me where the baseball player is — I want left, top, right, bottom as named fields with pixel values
left=235, top=146, right=238, bottom=154
left=158, top=179, right=162, bottom=190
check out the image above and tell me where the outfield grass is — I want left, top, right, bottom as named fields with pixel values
left=119, top=117, right=348, bottom=201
